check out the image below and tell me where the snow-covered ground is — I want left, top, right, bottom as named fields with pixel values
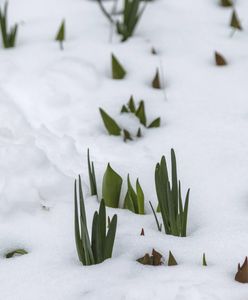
left=0, top=0, right=248, bottom=299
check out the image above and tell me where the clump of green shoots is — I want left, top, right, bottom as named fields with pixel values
left=0, top=1, right=18, bottom=48
left=151, top=149, right=190, bottom=237
left=97, top=0, right=147, bottom=42
left=99, top=96, right=160, bottom=142
left=55, top=19, right=65, bottom=50
left=102, top=163, right=145, bottom=214
left=124, top=175, right=145, bottom=214
left=74, top=176, right=117, bottom=265
left=112, top=53, right=126, bottom=79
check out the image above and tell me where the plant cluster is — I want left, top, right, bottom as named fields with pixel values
left=0, top=2, right=18, bottom=48
left=100, top=96, right=160, bottom=142
left=151, top=149, right=190, bottom=237
left=97, top=0, right=147, bottom=42
left=74, top=176, right=117, bottom=265
left=101, top=162, right=145, bottom=214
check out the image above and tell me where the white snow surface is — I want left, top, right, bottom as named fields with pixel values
left=0, top=0, right=248, bottom=299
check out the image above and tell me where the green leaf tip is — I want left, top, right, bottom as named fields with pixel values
left=87, top=149, right=98, bottom=196
left=123, top=129, right=133, bottom=142
left=102, top=163, right=123, bottom=208
left=152, top=68, right=161, bottom=89
left=55, top=19, right=65, bottom=50
left=99, top=108, right=121, bottom=136
left=111, top=53, right=126, bottom=79
left=135, top=100, right=147, bottom=127
left=148, top=117, right=161, bottom=128
left=202, top=253, right=207, bottom=266
left=168, top=251, right=178, bottom=266
left=128, top=95, right=136, bottom=113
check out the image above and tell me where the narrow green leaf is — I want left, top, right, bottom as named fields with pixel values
left=149, top=201, right=162, bottom=232
left=102, top=163, right=123, bottom=208
left=121, top=105, right=129, bottom=113
left=135, top=100, right=147, bottom=126
left=87, top=149, right=98, bottom=196
left=136, top=179, right=145, bottom=214
left=55, top=19, right=65, bottom=50
left=203, top=253, right=207, bottom=266
left=104, top=214, right=117, bottom=259
left=181, top=189, right=190, bottom=237
left=99, top=108, right=121, bottom=136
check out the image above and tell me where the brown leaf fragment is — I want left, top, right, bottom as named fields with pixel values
left=215, top=51, right=227, bottom=66
left=235, top=257, right=248, bottom=283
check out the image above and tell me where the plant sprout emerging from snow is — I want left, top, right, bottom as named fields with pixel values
left=74, top=176, right=117, bottom=265
left=87, top=149, right=98, bottom=197
left=152, top=68, right=162, bottom=89
left=152, top=149, right=190, bottom=237
left=0, top=1, right=18, bottom=48
left=102, top=163, right=146, bottom=214
left=97, top=0, right=147, bottom=42
left=112, top=53, right=126, bottom=79
left=99, top=96, right=160, bottom=142
left=230, top=10, right=242, bottom=31
left=214, top=51, right=227, bottom=66
left=55, top=19, right=65, bottom=50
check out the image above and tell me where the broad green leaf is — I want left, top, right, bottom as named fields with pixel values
left=99, top=108, right=121, bottom=136
left=102, top=163, right=123, bottom=208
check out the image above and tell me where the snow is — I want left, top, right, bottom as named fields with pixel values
left=0, top=0, right=248, bottom=299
